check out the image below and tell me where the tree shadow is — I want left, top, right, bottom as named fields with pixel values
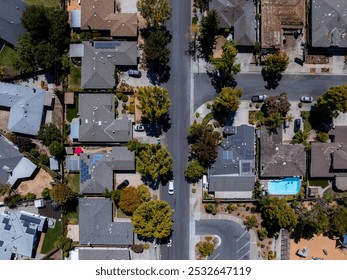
left=261, top=67, right=282, bottom=90
left=207, top=70, right=237, bottom=93
left=142, top=114, right=171, bottom=137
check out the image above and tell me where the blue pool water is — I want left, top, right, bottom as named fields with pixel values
left=268, top=177, right=301, bottom=195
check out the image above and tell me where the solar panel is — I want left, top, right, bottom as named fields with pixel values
left=4, top=224, right=11, bottom=231
left=0, top=240, right=3, bottom=247
left=2, top=218, right=9, bottom=224
left=246, top=150, right=254, bottom=160
left=223, top=150, right=233, bottom=161
left=20, top=214, right=41, bottom=225
left=26, top=228, right=36, bottom=235
left=23, top=221, right=30, bottom=227
left=242, top=162, right=251, bottom=173
left=234, top=138, right=242, bottom=146
left=95, top=41, right=121, bottom=49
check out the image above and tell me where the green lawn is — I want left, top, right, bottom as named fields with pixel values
left=308, top=180, right=329, bottom=188
left=25, top=0, right=61, bottom=7
left=41, top=221, right=62, bottom=254
left=66, top=96, right=79, bottom=122
left=0, top=45, right=19, bottom=68
left=69, top=65, right=81, bottom=91
left=67, top=174, right=80, bottom=193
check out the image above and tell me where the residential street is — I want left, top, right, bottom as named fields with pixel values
left=194, top=73, right=347, bottom=111
left=160, top=0, right=191, bottom=259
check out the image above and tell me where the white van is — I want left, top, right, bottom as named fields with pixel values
left=168, top=180, right=174, bottom=195
left=202, top=175, right=208, bottom=188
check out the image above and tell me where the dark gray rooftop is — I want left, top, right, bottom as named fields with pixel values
left=78, top=93, right=132, bottom=142
left=78, top=248, right=130, bottom=260
left=79, top=198, right=134, bottom=246
left=210, top=0, right=256, bottom=46
left=81, top=41, right=138, bottom=89
left=260, top=126, right=306, bottom=178
left=79, top=147, right=135, bottom=194
left=0, top=0, right=27, bottom=46
left=208, top=125, right=255, bottom=196
left=311, top=0, right=347, bottom=48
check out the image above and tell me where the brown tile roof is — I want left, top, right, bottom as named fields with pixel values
left=261, top=0, right=305, bottom=48
left=81, top=0, right=137, bottom=37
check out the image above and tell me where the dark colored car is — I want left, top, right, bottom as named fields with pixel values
left=251, top=95, right=267, bottom=102
left=117, top=179, right=129, bottom=190
left=128, top=69, right=142, bottom=78
left=294, top=119, right=301, bottom=132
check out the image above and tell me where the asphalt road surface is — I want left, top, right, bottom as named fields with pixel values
left=160, top=0, right=191, bottom=260
left=196, top=220, right=250, bottom=260
left=194, top=73, right=347, bottom=111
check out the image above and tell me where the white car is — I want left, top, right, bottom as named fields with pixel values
left=168, top=180, right=174, bottom=195
left=300, top=96, right=313, bottom=103
left=134, top=124, right=145, bottom=131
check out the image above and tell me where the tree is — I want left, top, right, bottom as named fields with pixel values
left=13, top=136, right=32, bottom=152
left=143, top=30, right=171, bottom=68
left=194, top=0, right=209, bottom=11
left=37, top=123, right=61, bottom=146
left=244, top=215, right=258, bottom=230
left=198, top=241, right=215, bottom=257
left=24, top=193, right=36, bottom=200
left=136, top=86, right=171, bottom=122
left=119, top=186, right=142, bottom=216
left=188, top=123, right=221, bottom=166
left=38, top=153, right=49, bottom=165
left=49, top=141, right=64, bottom=157
left=213, top=87, right=242, bottom=114
left=54, top=236, right=73, bottom=257
left=137, top=184, right=151, bottom=202
left=316, top=132, right=329, bottom=142
left=329, top=205, right=347, bottom=236
left=185, top=160, right=206, bottom=182
left=136, top=144, right=173, bottom=180
left=292, top=130, right=308, bottom=144
left=137, top=0, right=172, bottom=28
left=111, top=189, right=121, bottom=207
left=199, top=10, right=219, bottom=59
left=265, top=50, right=289, bottom=76
left=259, top=197, right=298, bottom=236
left=128, top=139, right=145, bottom=154
left=131, top=200, right=173, bottom=239
left=0, top=183, right=11, bottom=196
left=263, top=93, right=291, bottom=117
left=50, top=185, right=75, bottom=206
left=41, top=187, right=51, bottom=199
left=210, top=40, right=241, bottom=83
left=317, top=84, right=347, bottom=117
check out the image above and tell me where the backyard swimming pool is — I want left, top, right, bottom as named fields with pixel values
left=268, top=177, right=301, bottom=195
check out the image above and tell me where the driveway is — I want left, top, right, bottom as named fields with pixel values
left=196, top=219, right=250, bottom=260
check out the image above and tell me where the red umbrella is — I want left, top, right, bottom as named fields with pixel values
left=75, top=147, right=83, bottom=155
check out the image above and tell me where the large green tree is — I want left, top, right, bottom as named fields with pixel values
left=185, top=160, right=206, bottom=182
left=259, top=197, right=298, bottom=236
left=210, top=41, right=241, bottom=81
left=136, top=144, right=173, bottom=180
left=49, top=141, right=64, bottom=158
left=213, top=87, right=242, bottom=114
left=50, top=185, right=75, bottom=207
left=131, top=200, right=174, bottom=239
left=265, top=50, right=289, bottom=76
left=119, top=187, right=142, bottom=216
left=329, top=205, right=347, bottom=236
left=137, top=184, right=151, bottom=202
left=317, top=84, right=347, bottom=117
left=136, top=86, right=171, bottom=122
left=137, top=0, right=172, bottom=28
left=188, top=123, right=221, bottom=166
left=199, top=10, right=219, bottom=59
left=263, top=92, right=291, bottom=117
left=37, top=123, right=61, bottom=146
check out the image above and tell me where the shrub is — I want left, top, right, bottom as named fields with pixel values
left=205, top=203, right=216, bottom=214
left=206, top=103, right=211, bottom=109
left=255, top=103, right=260, bottom=109
left=116, top=91, right=123, bottom=100
left=128, top=104, right=135, bottom=114
left=260, top=243, right=265, bottom=248
left=227, top=203, right=237, bottom=213
left=121, top=109, right=126, bottom=114
left=119, top=186, right=142, bottom=215
left=131, top=244, right=144, bottom=253
left=202, top=112, right=213, bottom=125
left=316, top=132, right=329, bottom=142
left=114, top=98, right=119, bottom=108
left=298, top=102, right=303, bottom=108
left=192, top=188, right=196, bottom=193
left=38, top=153, right=49, bottom=166
left=199, top=242, right=214, bottom=257
left=41, top=187, right=51, bottom=199
left=122, top=95, right=129, bottom=102
left=24, top=193, right=36, bottom=201
left=129, top=97, right=135, bottom=104
left=30, top=148, right=39, bottom=157
left=246, top=206, right=250, bottom=211
left=258, top=228, right=268, bottom=241
left=143, top=243, right=149, bottom=249
left=4, top=194, right=23, bottom=206
left=192, top=16, right=198, bottom=25
left=115, top=110, right=119, bottom=118
left=122, top=103, right=128, bottom=110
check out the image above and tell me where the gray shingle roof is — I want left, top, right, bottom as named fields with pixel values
left=0, top=82, right=46, bottom=136
left=79, top=198, right=134, bottom=246
left=0, top=0, right=26, bottom=46
left=208, top=125, right=255, bottom=196
left=0, top=135, right=36, bottom=186
left=260, top=126, right=306, bottom=178
left=81, top=41, right=138, bottom=89
left=311, top=0, right=347, bottom=48
left=79, top=147, right=135, bottom=194
left=77, top=248, right=130, bottom=260
left=210, top=0, right=256, bottom=46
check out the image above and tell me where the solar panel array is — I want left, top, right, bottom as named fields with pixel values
left=242, top=162, right=251, bottom=173
left=25, top=228, right=36, bottom=235
left=0, top=240, right=3, bottom=247
left=246, top=150, right=254, bottom=160
left=223, top=150, right=233, bottom=161
left=95, top=41, right=121, bottom=49
left=81, top=159, right=92, bottom=183
left=20, top=214, right=41, bottom=225
left=90, top=154, right=104, bottom=167
left=2, top=217, right=9, bottom=224
left=4, top=224, right=11, bottom=231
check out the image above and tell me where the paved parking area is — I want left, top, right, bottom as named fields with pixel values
left=120, top=71, right=152, bottom=88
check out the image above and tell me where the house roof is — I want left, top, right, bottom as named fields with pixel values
left=208, top=125, right=255, bottom=196
left=78, top=94, right=132, bottom=142
left=81, top=41, right=138, bottom=89
left=79, top=147, right=135, bottom=194
left=79, top=198, right=134, bottom=246
left=81, top=0, right=137, bottom=37
left=0, top=211, right=46, bottom=260
left=260, top=126, right=306, bottom=177
left=329, top=126, right=347, bottom=144
left=0, top=82, right=46, bottom=136
left=0, top=0, right=27, bottom=46
left=77, top=248, right=130, bottom=260
left=311, top=0, right=347, bottom=48
left=261, top=0, right=305, bottom=48
left=210, top=0, right=256, bottom=46
left=0, top=135, right=36, bottom=186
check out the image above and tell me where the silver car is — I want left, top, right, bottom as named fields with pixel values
left=300, top=96, right=313, bottom=103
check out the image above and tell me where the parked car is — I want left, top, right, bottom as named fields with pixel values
left=128, top=69, right=141, bottom=78
left=168, top=180, right=174, bottom=195
left=117, top=179, right=129, bottom=190
left=251, top=95, right=267, bottom=102
left=134, top=124, right=145, bottom=131
left=300, top=96, right=313, bottom=103
left=294, top=119, right=301, bottom=132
